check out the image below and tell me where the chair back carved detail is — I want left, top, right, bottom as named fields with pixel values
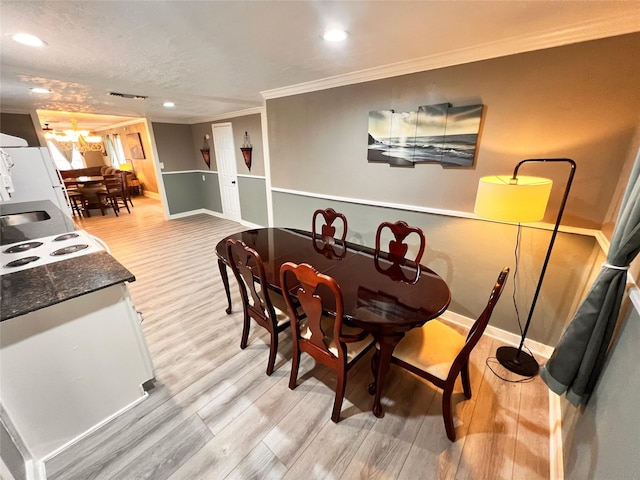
left=312, top=208, right=348, bottom=242
left=375, top=221, right=426, bottom=264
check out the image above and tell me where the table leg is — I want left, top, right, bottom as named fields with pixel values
left=218, top=258, right=232, bottom=314
left=370, top=332, right=404, bottom=418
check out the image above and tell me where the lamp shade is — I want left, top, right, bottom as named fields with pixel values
left=474, top=175, right=553, bottom=223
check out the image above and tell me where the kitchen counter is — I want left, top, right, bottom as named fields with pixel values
left=1, top=251, right=135, bottom=321
left=0, top=200, right=153, bottom=467
left=0, top=200, right=135, bottom=321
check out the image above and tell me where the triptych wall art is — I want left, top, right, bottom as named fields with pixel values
left=367, top=103, right=483, bottom=167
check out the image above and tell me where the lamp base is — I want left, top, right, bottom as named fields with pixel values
left=496, top=346, right=539, bottom=377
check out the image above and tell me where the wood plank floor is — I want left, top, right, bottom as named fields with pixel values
left=45, top=197, right=550, bottom=480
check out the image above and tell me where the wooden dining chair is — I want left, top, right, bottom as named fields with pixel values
left=312, top=208, right=348, bottom=243
left=375, top=220, right=426, bottom=264
left=97, top=173, right=130, bottom=216
left=371, top=267, right=509, bottom=441
left=122, top=171, right=135, bottom=208
left=280, top=261, right=375, bottom=422
left=65, top=181, right=89, bottom=217
left=67, top=190, right=89, bottom=217
left=226, top=238, right=291, bottom=376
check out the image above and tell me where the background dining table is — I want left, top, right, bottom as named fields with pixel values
left=64, top=176, right=106, bottom=212
left=216, top=227, right=451, bottom=418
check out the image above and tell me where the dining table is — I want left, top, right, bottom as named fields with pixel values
left=64, top=176, right=106, bottom=211
left=63, top=175, right=105, bottom=185
left=215, top=227, right=451, bottom=418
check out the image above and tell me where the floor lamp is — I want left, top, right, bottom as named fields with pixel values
left=474, top=158, right=576, bottom=376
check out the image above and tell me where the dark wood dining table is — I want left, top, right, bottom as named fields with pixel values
left=64, top=176, right=106, bottom=211
left=64, top=175, right=104, bottom=185
left=215, top=227, right=451, bottom=418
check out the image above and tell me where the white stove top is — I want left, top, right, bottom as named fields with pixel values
left=0, top=230, right=105, bottom=275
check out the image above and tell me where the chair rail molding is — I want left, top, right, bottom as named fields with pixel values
left=271, top=187, right=605, bottom=247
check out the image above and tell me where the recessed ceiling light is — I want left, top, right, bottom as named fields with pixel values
left=163, top=102, right=175, bottom=108
left=30, top=87, right=51, bottom=94
left=12, top=33, right=47, bottom=47
left=323, top=29, right=348, bottom=42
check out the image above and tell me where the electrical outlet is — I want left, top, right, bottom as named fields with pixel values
left=202, top=175, right=205, bottom=181
left=159, top=162, right=164, bottom=169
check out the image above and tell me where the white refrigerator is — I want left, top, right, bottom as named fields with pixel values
left=1, top=145, right=72, bottom=217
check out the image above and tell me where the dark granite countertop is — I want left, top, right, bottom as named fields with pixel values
left=1, top=201, right=135, bottom=322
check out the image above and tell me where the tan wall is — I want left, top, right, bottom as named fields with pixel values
left=191, top=114, right=263, bottom=176
left=266, top=33, right=640, bottom=345
left=101, top=122, right=158, bottom=194
left=268, top=33, right=640, bottom=231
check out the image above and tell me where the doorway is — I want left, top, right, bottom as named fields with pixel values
left=212, top=122, right=242, bottom=222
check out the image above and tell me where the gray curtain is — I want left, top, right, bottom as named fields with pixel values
left=541, top=147, right=640, bottom=406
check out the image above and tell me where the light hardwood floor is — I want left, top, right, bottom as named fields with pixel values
left=45, top=197, right=550, bottom=480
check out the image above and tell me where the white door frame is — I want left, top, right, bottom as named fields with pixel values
left=212, top=122, right=242, bottom=222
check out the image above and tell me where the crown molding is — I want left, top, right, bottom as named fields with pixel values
left=262, top=13, right=640, bottom=100
left=187, top=106, right=265, bottom=124
left=94, top=118, right=146, bottom=132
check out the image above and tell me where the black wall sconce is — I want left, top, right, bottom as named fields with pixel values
left=200, top=134, right=211, bottom=169
left=240, top=131, right=252, bottom=171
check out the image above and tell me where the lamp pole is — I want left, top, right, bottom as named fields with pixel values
left=496, top=158, right=577, bottom=376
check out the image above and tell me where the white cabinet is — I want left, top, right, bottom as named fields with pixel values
left=0, top=283, right=154, bottom=468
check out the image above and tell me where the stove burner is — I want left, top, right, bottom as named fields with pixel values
left=53, top=233, right=80, bottom=242
left=51, top=244, right=89, bottom=256
left=4, top=256, right=40, bottom=268
left=3, top=241, right=43, bottom=254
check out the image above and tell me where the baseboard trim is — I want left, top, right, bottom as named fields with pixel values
left=141, top=191, right=160, bottom=201
left=166, top=208, right=206, bottom=219
left=440, top=308, right=560, bottom=479
left=440, top=310, right=554, bottom=359
left=549, top=390, right=564, bottom=480
left=167, top=208, right=263, bottom=230
left=39, top=393, right=149, bottom=478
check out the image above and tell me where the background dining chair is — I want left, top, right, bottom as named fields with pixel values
left=280, top=261, right=374, bottom=422
left=119, top=171, right=135, bottom=208
left=97, top=173, right=131, bottom=216
left=375, top=220, right=426, bottom=264
left=372, top=267, right=509, bottom=441
left=65, top=181, right=89, bottom=217
left=312, top=208, right=348, bottom=243
left=227, top=238, right=291, bottom=376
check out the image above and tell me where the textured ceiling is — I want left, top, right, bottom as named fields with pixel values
left=1, top=1, right=639, bottom=132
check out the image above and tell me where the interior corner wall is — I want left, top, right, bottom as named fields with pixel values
left=191, top=114, right=264, bottom=177
left=189, top=114, right=265, bottom=224
left=103, top=122, right=158, bottom=194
